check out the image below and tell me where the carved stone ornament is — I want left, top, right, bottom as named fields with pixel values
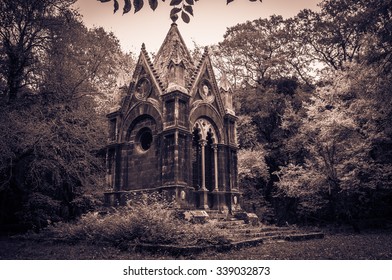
left=135, top=77, right=152, bottom=100
left=194, top=118, right=216, bottom=142
left=180, top=190, right=186, bottom=200
left=199, top=80, right=214, bottom=102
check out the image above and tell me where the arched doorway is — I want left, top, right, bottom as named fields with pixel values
left=192, top=118, right=219, bottom=209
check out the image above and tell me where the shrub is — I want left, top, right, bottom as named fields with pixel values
left=45, top=193, right=230, bottom=248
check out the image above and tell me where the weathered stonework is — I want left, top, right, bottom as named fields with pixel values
left=104, top=23, right=241, bottom=213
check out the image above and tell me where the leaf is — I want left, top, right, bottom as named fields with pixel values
left=183, top=5, right=193, bottom=16
left=181, top=11, right=190, bottom=23
left=170, top=13, right=179, bottom=22
left=227, top=0, right=234, bottom=4
left=133, top=0, right=144, bottom=13
left=170, top=0, right=182, bottom=6
left=170, top=7, right=181, bottom=16
left=185, top=0, right=194, bottom=4
left=113, top=0, right=119, bottom=13
left=148, top=0, right=158, bottom=11
left=123, top=0, right=132, bottom=14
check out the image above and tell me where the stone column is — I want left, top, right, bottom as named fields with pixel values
left=198, top=139, right=209, bottom=209
left=200, top=139, right=207, bottom=191
left=213, top=144, right=219, bottom=191
left=212, top=144, right=220, bottom=211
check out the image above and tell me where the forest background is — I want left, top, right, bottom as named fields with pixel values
left=0, top=0, right=391, bottom=231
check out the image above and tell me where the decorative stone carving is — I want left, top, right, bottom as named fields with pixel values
left=199, top=80, right=214, bottom=102
left=194, top=118, right=216, bottom=142
left=135, top=77, right=151, bottom=100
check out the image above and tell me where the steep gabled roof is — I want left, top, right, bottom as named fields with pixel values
left=188, top=47, right=226, bottom=116
left=129, top=44, right=164, bottom=94
left=121, top=43, right=164, bottom=114
left=153, top=23, right=195, bottom=88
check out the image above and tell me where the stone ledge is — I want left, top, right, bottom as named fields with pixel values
left=130, top=238, right=264, bottom=255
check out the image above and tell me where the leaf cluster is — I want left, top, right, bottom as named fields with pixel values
left=98, top=0, right=262, bottom=23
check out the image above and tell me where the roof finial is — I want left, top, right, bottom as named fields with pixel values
left=141, top=43, right=146, bottom=50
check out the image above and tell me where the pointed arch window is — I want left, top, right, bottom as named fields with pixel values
left=192, top=118, right=219, bottom=192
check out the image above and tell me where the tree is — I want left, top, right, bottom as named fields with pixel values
left=0, top=0, right=77, bottom=103
left=0, top=5, right=133, bottom=229
left=271, top=0, right=392, bottom=225
left=212, top=15, right=318, bottom=92
left=276, top=63, right=392, bottom=223
left=216, top=16, right=289, bottom=87
left=294, top=9, right=362, bottom=71
left=216, top=0, right=392, bottom=225
left=237, top=145, right=273, bottom=221
left=97, top=0, right=262, bottom=23
left=294, top=0, right=392, bottom=72
left=42, top=20, right=135, bottom=114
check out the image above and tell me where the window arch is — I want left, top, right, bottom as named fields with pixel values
left=193, top=118, right=217, bottom=143
left=192, top=118, right=219, bottom=194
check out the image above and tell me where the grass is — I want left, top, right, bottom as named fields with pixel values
left=2, top=194, right=391, bottom=260
left=1, top=229, right=392, bottom=260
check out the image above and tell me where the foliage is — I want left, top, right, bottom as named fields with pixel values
left=0, top=3, right=132, bottom=230
left=0, top=0, right=77, bottom=102
left=0, top=92, right=106, bottom=229
left=213, top=15, right=315, bottom=89
left=212, top=16, right=314, bottom=220
left=237, top=145, right=274, bottom=222
left=98, top=0, right=262, bottom=23
left=238, top=145, right=269, bottom=184
left=212, top=0, right=392, bottom=226
left=42, top=19, right=135, bottom=114
left=294, top=0, right=392, bottom=72
left=46, top=194, right=230, bottom=247
left=236, top=115, right=258, bottom=149
left=276, top=63, right=392, bottom=223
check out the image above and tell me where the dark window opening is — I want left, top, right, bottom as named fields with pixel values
left=139, top=129, right=153, bottom=151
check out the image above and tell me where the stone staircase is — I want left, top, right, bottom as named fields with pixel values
left=206, top=212, right=324, bottom=244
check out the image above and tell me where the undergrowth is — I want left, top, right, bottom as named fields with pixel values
left=42, top=193, right=230, bottom=249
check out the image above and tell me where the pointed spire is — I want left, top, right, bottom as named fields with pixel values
left=153, top=24, right=195, bottom=89
left=218, top=73, right=234, bottom=115
left=219, top=73, right=231, bottom=92
left=136, top=42, right=164, bottom=92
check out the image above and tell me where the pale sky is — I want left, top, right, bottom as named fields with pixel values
left=75, top=0, right=321, bottom=54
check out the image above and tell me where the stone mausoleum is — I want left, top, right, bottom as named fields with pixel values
left=104, top=23, right=241, bottom=214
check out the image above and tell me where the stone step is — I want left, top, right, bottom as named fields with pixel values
left=215, top=221, right=324, bottom=243
left=207, top=215, right=325, bottom=244
left=229, top=230, right=324, bottom=243
left=229, top=228, right=297, bottom=236
left=205, top=211, right=235, bottom=220
left=229, top=230, right=299, bottom=239
left=213, top=220, right=246, bottom=227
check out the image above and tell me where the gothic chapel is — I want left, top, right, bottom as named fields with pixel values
left=105, top=23, right=241, bottom=213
